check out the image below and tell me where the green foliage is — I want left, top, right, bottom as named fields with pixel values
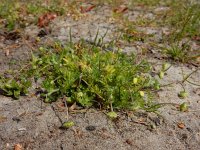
left=179, top=102, right=188, bottom=112
left=178, top=91, right=188, bottom=99
left=121, top=28, right=147, bottom=43
left=0, top=40, right=160, bottom=112
left=0, top=0, right=66, bottom=30
left=164, top=0, right=200, bottom=41
left=164, top=43, right=190, bottom=62
left=118, top=18, right=150, bottom=43
left=162, top=63, right=171, bottom=71
left=61, top=121, right=75, bottom=129
left=27, top=0, right=65, bottom=16
left=0, top=0, right=20, bottom=30
left=107, top=111, right=118, bottom=119
left=130, top=0, right=161, bottom=6
left=0, top=76, right=31, bottom=99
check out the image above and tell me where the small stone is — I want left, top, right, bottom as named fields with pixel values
left=12, top=117, right=21, bottom=123
left=85, top=125, right=96, bottom=131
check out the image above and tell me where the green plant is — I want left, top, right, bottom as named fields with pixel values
left=178, top=91, right=188, bottom=99
left=107, top=111, right=118, bottom=119
left=60, top=121, right=75, bottom=129
left=179, top=102, right=188, bottom=112
left=0, top=76, right=31, bottom=99
left=0, top=0, right=66, bottom=30
left=157, top=62, right=171, bottom=79
left=163, top=0, right=200, bottom=42
left=0, top=0, right=20, bottom=30
left=97, top=0, right=124, bottom=7
left=0, top=39, right=160, bottom=112
left=130, top=0, right=161, bottom=6
left=121, top=28, right=147, bottom=43
left=117, top=17, right=150, bottom=43
left=164, top=43, right=189, bottom=62
left=27, top=0, right=65, bottom=16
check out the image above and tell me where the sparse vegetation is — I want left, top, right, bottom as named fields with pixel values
left=0, top=39, right=161, bottom=112
left=0, top=0, right=199, bottom=113
left=1, top=0, right=200, bottom=148
left=165, top=0, right=200, bottom=41
left=164, top=44, right=189, bottom=62
left=0, top=0, right=74, bottom=30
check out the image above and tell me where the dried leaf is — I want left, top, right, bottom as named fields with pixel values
left=14, top=144, right=22, bottom=150
left=113, top=6, right=128, bottom=13
left=192, top=36, right=200, bottom=41
left=177, top=122, right=185, bottom=129
left=80, top=5, right=96, bottom=13
left=125, top=139, right=133, bottom=145
left=5, top=49, right=10, bottom=56
left=196, top=56, right=200, bottom=63
left=69, top=102, right=77, bottom=111
left=0, top=115, right=7, bottom=123
left=38, top=13, right=57, bottom=28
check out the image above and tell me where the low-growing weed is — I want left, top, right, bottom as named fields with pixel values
left=129, top=0, right=161, bottom=7
left=162, top=0, right=200, bottom=42
left=164, top=43, right=191, bottom=62
left=120, top=26, right=147, bottom=43
left=166, top=45, right=187, bottom=62
left=0, top=0, right=66, bottom=30
left=0, top=76, right=31, bottom=99
left=114, top=17, right=150, bottom=43
left=0, top=0, right=20, bottom=30
left=0, top=40, right=160, bottom=112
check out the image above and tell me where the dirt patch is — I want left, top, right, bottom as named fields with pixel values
left=0, top=2, right=200, bottom=150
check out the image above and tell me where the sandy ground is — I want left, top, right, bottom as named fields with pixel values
left=0, top=3, right=200, bottom=150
